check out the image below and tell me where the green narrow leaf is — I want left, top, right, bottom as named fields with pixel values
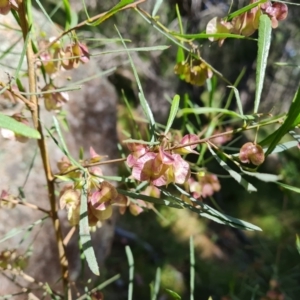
left=52, top=116, right=84, bottom=170
left=264, top=86, right=300, bottom=155
left=165, top=95, right=180, bottom=135
left=62, top=0, right=72, bottom=30
left=115, top=26, right=156, bottom=140
left=152, top=0, right=163, bottom=16
left=117, top=188, right=182, bottom=208
left=70, top=9, right=79, bottom=28
left=289, top=130, right=300, bottom=143
left=240, top=168, right=281, bottom=182
left=165, top=186, right=262, bottom=231
left=79, top=172, right=100, bottom=276
left=35, top=0, right=57, bottom=29
left=92, top=45, right=170, bottom=56
left=0, top=216, right=48, bottom=244
left=190, top=236, right=195, bottom=300
left=224, top=67, right=246, bottom=110
left=88, top=0, right=134, bottom=26
left=173, top=32, right=247, bottom=40
left=268, top=141, right=298, bottom=154
left=227, top=0, right=265, bottom=20
left=254, top=14, right=272, bottom=113
left=176, top=47, right=185, bottom=79
left=296, top=234, right=300, bottom=255
left=123, top=139, right=159, bottom=146
left=81, top=0, right=90, bottom=20
left=178, top=107, right=253, bottom=120
left=15, top=24, right=31, bottom=80
left=0, top=113, right=40, bottom=139
left=151, top=267, right=161, bottom=300
left=125, top=245, right=134, bottom=300
left=176, top=4, right=184, bottom=35
left=54, top=175, right=76, bottom=182
left=227, top=86, right=244, bottom=117
left=275, top=182, right=300, bottom=194
left=122, top=90, right=142, bottom=140
left=165, top=289, right=181, bottom=300
left=207, top=144, right=257, bottom=192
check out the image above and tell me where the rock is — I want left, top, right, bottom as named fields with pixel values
left=0, top=7, right=118, bottom=298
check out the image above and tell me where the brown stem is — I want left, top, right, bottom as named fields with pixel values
left=17, top=2, right=69, bottom=289
left=0, top=82, right=35, bottom=110
left=1, top=198, right=50, bottom=215
left=55, top=157, right=127, bottom=178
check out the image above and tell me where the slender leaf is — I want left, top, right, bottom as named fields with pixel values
left=289, top=130, right=300, bottom=143
left=52, top=116, right=84, bottom=170
left=224, top=67, right=246, bottom=110
left=227, top=86, right=244, bottom=117
left=92, top=45, right=170, bottom=56
left=264, top=86, right=300, bottom=155
left=20, top=85, right=81, bottom=96
left=54, top=175, right=76, bottom=182
left=0, top=37, right=22, bottom=61
left=227, top=0, right=265, bottom=20
left=15, top=24, right=31, bottom=79
left=87, top=0, right=134, bottom=26
left=165, top=95, right=180, bottom=134
left=190, top=236, right=195, bottom=300
left=79, top=0, right=90, bottom=21
left=275, top=182, right=300, bottom=194
left=79, top=172, right=100, bottom=276
left=115, top=26, right=156, bottom=140
left=0, top=113, right=40, bottom=139
left=123, top=139, right=159, bottom=146
left=117, top=188, right=182, bottom=208
left=172, top=32, right=247, bottom=40
left=166, top=186, right=262, bottom=231
left=151, top=268, right=161, bottom=300
left=0, top=216, right=48, bottom=244
left=296, top=235, right=300, bottom=255
left=62, top=0, right=72, bottom=30
left=35, top=0, right=57, bottom=29
left=152, top=0, right=163, bottom=16
left=178, top=107, right=253, bottom=120
left=268, top=140, right=298, bottom=154
left=240, top=168, right=281, bottom=182
left=165, top=289, right=181, bottom=300
left=207, top=144, right=257, bottom=192
left=254, top=14, right=272, bottom=113
left=125, top=245, right=134, bottom=300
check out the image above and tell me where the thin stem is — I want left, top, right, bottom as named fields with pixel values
left=170, top=116, right=283, bottom=151
left=34, top=0, right=146, bottom=58
left=0, top=82, right=35, bottom=110
left=55, top=157, right=127, bottom=178
left=17, top=1, right=69, bottom=289
left=54, top=116, right=282, bottom=180
left=1, top=198, right=50, bottom=215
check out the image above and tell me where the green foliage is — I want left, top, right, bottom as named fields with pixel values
left=254, top=14, right=272, bottom=113
left=0, top=113, right=40, bottom=139
left=79, top=172, right=100, bottom=276
left=1, top=0, right=300, bottom=299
